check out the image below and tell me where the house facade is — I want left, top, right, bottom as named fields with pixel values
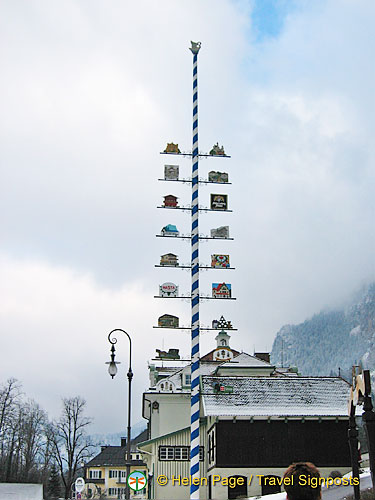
left=163, top=195, right=178, bottom=208
left=160, top=253, right=179, bottom=266
left=85, top=437, right=148, bottom=499
left=212, top=283, right=231, bottom=299
left=138, top=335, right=352, bottom=500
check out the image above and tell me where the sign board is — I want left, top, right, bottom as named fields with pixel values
left=212, top=283, right=232, bottom=299
left=156, top=348, right=180, bottom=359
left=212, top=316, right=233, bottom=329
left=164, top=143, right=180, bottom=154
left=209, top=143, right=226, bottom=156
left=210, top=194, right=228, bottom=210
left=159, top=282, right=179, bottom=297
left=163, top=195, right=178, bottom=207
left=75, top=478, right=85, bottom=493
left=128, top=470, right=147, bottom=492
left=161, top=224, right=179, bottom=236
left=158, top=314, right=179, bottom=328
left=164, top=165, right=179, bottom=180
left=211, top=226, right=229, bottom=238
left=208, top=171, right=228, bottom=183
left=160, top=253, right=178, bottom=266
left=211, top=254, right=230, bottom=268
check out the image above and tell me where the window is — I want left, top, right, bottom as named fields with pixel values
left=136, top=454, right=140, bottom=459
left=89, top=470, right=102, bottom=479
left=174, top=446, right=189, bottom=460
left=109, top=470, right=118, bottom=478
left=184, top=374, right=191, bottom=386
left=221, top=339, right=227, bottom=346
left=108, top=487, right=126, bottom=497
left=159, top=446, right=204, bottom=461
left=208, top=431, right=215, bottom=464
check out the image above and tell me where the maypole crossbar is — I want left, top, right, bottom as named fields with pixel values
left=189, top=40, right=201, bottom=500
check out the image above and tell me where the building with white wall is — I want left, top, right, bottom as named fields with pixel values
left=138, top=334, right=353, bottom=500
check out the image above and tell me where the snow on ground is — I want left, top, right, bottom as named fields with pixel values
left=342, top=467, right=371, bottom=480
left=247, top=493, right=286, bottom=500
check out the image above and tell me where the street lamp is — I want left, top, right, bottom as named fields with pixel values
left=106, top=329, right=133, bottom=500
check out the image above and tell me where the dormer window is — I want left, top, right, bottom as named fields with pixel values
left=161, top=383, right=164, bottom=390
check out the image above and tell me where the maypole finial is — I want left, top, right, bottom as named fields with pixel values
left=190, top=41, right=201, bottom=54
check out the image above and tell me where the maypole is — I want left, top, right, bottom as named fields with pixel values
left=157, top=40, right=232, bottom=500
left=189, top=40, right=201, bottom=500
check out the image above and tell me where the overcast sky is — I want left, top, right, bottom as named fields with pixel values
left=1, top=0, right=374, bottom=434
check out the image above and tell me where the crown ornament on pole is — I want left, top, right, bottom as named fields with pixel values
left=190, top=41, right=201, bottom=54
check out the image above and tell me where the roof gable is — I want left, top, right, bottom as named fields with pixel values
left=201, top=348, right=240, bottom=361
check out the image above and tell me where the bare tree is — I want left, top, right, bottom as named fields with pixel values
left=0, top=378, right=22, bottom=481
left=0, top=379, right=21, bottom=447
left=20, top=400, right=47, bottom=481
left=51, top=396, right=94, bottom=499
left=40, top=421, right=56, bottom=485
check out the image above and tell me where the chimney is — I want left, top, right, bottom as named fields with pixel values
left=121, top=437, right=127, bottom=448
left=254, top=352, right=270, bottom=363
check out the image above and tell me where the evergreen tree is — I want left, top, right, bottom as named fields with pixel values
left=47, top=463, right=61, bottom=500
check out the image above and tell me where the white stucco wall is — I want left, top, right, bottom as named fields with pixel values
left=147, top=393, right=190, bottom=438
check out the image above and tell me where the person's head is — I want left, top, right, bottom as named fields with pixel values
left=283, top=462, right=322, bottom=500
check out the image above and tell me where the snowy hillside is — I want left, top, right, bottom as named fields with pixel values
left=271, top=283, right=375, bottom=380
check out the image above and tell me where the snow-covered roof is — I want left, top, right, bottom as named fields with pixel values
left=150, top=352, right=275, bottom=392
left=157, top=361, right=221, bottom=392
left=200, top=362, right=222, bottom=375
left=0, top=484, right=43, bottom=500
left=202, top=376, right=351, bottom=417
left=220, top=352, right=273, bottom=368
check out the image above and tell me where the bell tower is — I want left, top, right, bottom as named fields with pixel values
left=213, top=330, right=234, bottom=361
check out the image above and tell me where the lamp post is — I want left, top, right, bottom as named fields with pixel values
left=106, top=328, right=133, bottom=500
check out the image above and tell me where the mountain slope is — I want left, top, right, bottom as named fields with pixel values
left=271, top=283, right=375, bottom=378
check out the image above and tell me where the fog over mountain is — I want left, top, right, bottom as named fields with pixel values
left=271, top=283, right=375, bottom=381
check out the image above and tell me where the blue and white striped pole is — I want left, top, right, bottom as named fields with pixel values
left=189, top=40, right=201, bottom=500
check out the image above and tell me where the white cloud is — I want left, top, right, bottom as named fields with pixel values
left=0, top=255, right=171, bottom=432
left=0, top=0, right=375, bottom=429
